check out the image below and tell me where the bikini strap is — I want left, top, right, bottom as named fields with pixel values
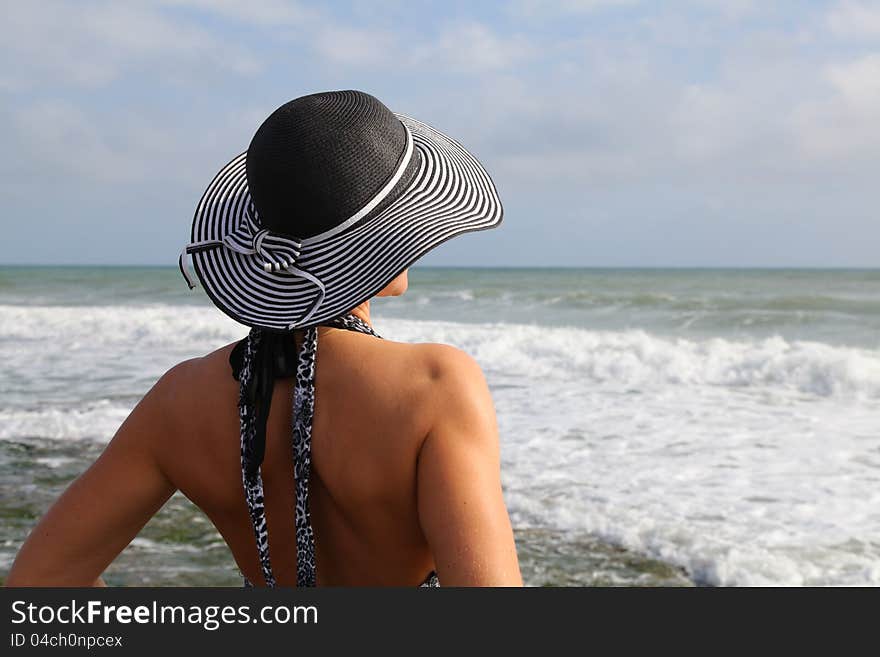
left=291, top=325, right=318, bottom=586
left=293, top=314, right=381, bottom=586
left=235, top=313, right=380, bottom=587
left=237, top=327, right=276, bottom=586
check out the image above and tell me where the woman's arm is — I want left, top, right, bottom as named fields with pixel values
left=6, top=369, right=181, bottom=586
left=416, top=346, right=522, bottom=586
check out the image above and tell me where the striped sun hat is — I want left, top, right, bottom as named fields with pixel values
left=178, top=90, right=503, bottom=330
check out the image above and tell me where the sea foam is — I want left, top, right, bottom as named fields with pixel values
left=380, top=318, right=880, bottom=399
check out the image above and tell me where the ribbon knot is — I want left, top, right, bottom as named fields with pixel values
left=250, top=228, right=302, bottom=273
left=178, top=208, right=326, bottom=328
left=216, top=207, right=303, bottom=272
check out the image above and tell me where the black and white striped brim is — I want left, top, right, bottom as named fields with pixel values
left=181, top=114, right=502, bottom=331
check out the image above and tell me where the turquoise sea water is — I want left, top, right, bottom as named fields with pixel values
left=1, top=266, right=878, bottom=585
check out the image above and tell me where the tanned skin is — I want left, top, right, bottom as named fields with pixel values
left=7, top=270, right=522, bottom=587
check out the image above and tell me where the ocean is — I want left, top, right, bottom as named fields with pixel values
left=1, top=266, right=878, bottom=586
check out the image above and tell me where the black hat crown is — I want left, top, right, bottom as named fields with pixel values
left=246, top=90, right=418, bottom=239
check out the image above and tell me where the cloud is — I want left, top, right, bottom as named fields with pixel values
left=8, top=100, right=195, bottom=187
left=311, top=26, right=397, bottom=67
left=454, top=9, right=880, bottom=197
left=157, top=0, right=314, bottom=27
left=792, top=53, right=880, bottom=163
left=412, top=22, right=535, bottom=73
left=685, top=0, right=758, bottom=20
left=300, top=19, right=536, bottom=74
left=0, top=2, right=260, bottom=89
left=826, top=52, right=880, bottom=106
left=512, top=0, right=639, bottom=16
left=827, top=1, right=880, bottom=39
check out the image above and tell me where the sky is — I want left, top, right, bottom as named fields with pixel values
left=1, top=0, right=878, bottom=267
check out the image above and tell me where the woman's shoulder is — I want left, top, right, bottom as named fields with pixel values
left=319, top=332, right=492, bottom=430
left=408, top=342, right=487, bottom=389
left=147, top=342, right=240, bottom=423
left=349, top=332, right=486, bottom=385
left=381, top=341, right=493, bottom=423
left=158, top=341, right=238, bottom=386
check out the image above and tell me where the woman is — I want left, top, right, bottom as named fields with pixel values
left=7, top=91, right=522, bottom=587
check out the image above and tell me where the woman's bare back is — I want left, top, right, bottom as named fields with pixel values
left=165, top=326, right=439, bottom=585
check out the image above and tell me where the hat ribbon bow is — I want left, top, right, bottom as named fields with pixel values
left=178, top=210, right=326, bottom=327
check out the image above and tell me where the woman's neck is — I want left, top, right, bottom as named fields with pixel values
left=348, top=300, right=371, bottom=326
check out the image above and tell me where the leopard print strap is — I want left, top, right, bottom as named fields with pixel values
left=292, top=313, right=381, bottom=587
left=238, top=328, right=276, bottom=587
left=291, top=325, right=318, bottom=586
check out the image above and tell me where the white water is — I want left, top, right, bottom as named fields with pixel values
left=2, top=303, right=879, bottom=585
left=383, top=318, right=880, bottom=586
